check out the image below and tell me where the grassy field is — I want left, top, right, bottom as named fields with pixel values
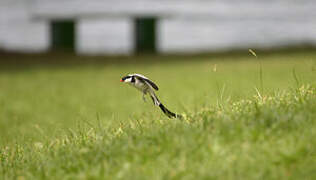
left=0, top=50, right=316, bottom=179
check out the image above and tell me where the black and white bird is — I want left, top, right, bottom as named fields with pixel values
left=120, top=73, right=181, bottom=118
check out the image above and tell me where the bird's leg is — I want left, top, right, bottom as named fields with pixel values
left=142, top=93, right=147, bottom=102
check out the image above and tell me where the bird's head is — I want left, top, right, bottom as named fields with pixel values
left=120, top=75, right=133, bottom=83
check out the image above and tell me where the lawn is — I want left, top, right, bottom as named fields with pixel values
left=0, top=49, right=315, bottom=179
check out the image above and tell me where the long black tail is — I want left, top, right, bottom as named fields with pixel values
left=159, top=103, right=182, bottom=119
left=150, top=93, right=181, bottom=119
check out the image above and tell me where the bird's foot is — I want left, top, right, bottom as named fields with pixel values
left=142, top=94, right=147, bottom=102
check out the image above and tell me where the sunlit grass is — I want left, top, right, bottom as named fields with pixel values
left=0, top=50, right=315, bottom=179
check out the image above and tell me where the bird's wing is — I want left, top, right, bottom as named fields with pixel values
left=143, top=79, right=159, bottom=91
left=132, top=74, right=159, bottom=91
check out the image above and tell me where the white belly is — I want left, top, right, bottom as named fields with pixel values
left=132, top=79, right=150, bottom=94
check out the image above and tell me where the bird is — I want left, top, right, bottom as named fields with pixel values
left=120, top=73, right=181, bottom=119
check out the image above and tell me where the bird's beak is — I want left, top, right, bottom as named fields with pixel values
left=120, top=79, right=124, bottom=82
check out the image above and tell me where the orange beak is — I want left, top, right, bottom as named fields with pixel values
left=120, top=79, right=124, bottom=82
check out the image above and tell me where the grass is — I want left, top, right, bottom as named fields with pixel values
left=0, top=49, right=316, bottom=179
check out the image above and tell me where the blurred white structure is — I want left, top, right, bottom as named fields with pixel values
left=0, top=0, right=316, bottom=55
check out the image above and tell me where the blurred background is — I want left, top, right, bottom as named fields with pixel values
left=1, top=1, right=316, bottom=179
left=0, top=0, right=315, bottom=145
left=0, top=0, right=316, bottom=55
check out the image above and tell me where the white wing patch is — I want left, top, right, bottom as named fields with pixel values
left=129, top=73, right=149, bottom=80
left=130, top=73, right=159, bottom=91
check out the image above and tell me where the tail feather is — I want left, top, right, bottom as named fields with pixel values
left=159, top=103, right=181, bottom=118
left=149, top=92, right=181, bottom=119
left=150, top=94, right=160, bottom=106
